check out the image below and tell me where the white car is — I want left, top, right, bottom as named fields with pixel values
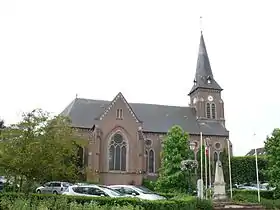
left=36, top=181, right=72, bottom=194
left=108, top=185, right=166, bottom=200
left=238, top=184, right=274, bottom=191
left=62, top=184, right=130, bottom=198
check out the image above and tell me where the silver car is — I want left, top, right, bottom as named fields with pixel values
left=62, top=184, right=130, bottom=198
left=36, top=181, right=72, bottom=194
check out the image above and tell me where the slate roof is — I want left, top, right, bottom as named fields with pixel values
left=188, top=32, right=223, bottom=95
left=61, top=98, right=229, bottom=136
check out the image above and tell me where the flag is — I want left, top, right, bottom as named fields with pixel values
left=205, top=146, right=208, bottom=156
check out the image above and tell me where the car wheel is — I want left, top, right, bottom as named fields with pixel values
left=53, top=191, right=58, bottom=195
left=37, top=190, right=41, bottom=194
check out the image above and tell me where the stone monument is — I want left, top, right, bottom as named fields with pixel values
left=197, top=179, right=203, bottom=199
left=213, top=160, right=227, bottom=201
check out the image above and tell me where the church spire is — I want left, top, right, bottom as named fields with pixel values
left=188, top=32, right=222, bottom=95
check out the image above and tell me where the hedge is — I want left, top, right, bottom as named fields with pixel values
left=219, top=152, right=268, bottom=186
left=232, top=189, right=276, bottom=200
left=231, top=156, right=268, bottom=184
left=0, top=193, right=213, bottom=210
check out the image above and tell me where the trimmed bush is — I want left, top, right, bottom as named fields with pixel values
left=0, top=193, right=213, bottom=210
left=0, top=197, right=142, bottom=210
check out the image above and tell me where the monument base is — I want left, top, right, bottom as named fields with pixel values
left=213, top=193, right=228, bottom=201
left=213, top=183, right=227, bottom=201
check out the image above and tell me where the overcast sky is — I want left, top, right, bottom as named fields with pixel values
left=1, top=0, right=279, bottom=156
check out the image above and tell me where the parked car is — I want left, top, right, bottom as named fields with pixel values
left=108, top=185, right=166, bottom=200
left=36, top=181, right=72, bottom=194
left=62, top=184, right=130, bottom=198
left=238, top=183, right=275, bottom=191
left=261, top=182, right=276, bottom=191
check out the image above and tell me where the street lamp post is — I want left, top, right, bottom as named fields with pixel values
left=190, top=142, right=196, bottom=153
left=226, top=138, right=233, bottom=200
left=180, top=142, right=197, bottom=194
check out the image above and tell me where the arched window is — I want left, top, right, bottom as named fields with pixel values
left=206, top=103, right=211, bottom=118
left=211, top=103, right=216, bottom=119
left=77, top=146, right=84, bottom=168
left=109, top=133, right=127, bottom=171
left=219, top=151, right=222, bottom=162
left=145, top=150, right=148, bottom=172
left=148, top=149, right=155, bottom=173
left=214, top=151, right=218, bottom=163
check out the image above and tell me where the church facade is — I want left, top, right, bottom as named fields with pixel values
left=61, top=33, right=230, bottom=185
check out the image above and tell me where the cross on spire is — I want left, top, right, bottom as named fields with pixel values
left=200, top=16, right=203, bottom=33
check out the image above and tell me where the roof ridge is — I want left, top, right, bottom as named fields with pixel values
left=60, top=98, right=77, bottom=116
left=75, top=97, right=189, bottom=108
left=76, top=97, right=110, bottom=102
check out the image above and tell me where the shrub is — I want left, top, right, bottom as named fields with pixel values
left=0, top=193, right=213, bottom=210
left=142, top=179, right=156, bottom=191
left=157, top=192, right=177, bottom=199
left=232, top=191, right=280, bottom=209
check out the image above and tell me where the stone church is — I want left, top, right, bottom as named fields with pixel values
left=61, top=32, right=230, bottom=185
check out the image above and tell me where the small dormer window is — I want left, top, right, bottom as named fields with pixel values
left=116, top=109, right=123, bottom=120
left=207, top=76, right=211, bottom=84
left=193, top=79, right=197, bottom=86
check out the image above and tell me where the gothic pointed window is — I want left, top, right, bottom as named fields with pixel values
left=108, top=133, right=127, bottom=171
left=219, top=151, right=222, bottom=162
left=206, top=103, right=211, bottom=118
left=211, top=103, right=216, bottom=119
left=77, top=146, right=84, bottom=168
left=214, top=151, right=218, bottom=163
left=148, top=149, right=155, bottom=173
left=145, top=150, right=148, bottom=172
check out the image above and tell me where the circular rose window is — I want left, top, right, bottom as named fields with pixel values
left=215, top=142, right=221, bottom=150
left=145, top=139, right=152, bottom=146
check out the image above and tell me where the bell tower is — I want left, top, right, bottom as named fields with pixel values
left=188, top=32, right=225, bottom=122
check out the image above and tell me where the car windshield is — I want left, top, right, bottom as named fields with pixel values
left=134, top=186, right=155, bottom=194
left=63, top=182, right=73, bottom=187
left=75, top=183, right=89, bottom=186
left=98, top=186, right=122, bottom=196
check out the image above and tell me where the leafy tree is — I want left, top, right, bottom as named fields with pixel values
left=0, top=119, right=5, bottom=135
left=0, top=109, right=85, bottom=192
left=155, top=125, right=194, bottom=193
left=264, top=128, right=280, bottom=193
left=0, top=119, right=4, bottom=128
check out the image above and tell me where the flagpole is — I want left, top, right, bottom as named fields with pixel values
left=227, top=138, right=233, bottom=199
left=208, top=141, right=212, bottom=198
left=254, top=133, right=261, bottom=203
left=204, top=138, right=208, bottom=199
left=200, top=132, right=203, bottom=199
